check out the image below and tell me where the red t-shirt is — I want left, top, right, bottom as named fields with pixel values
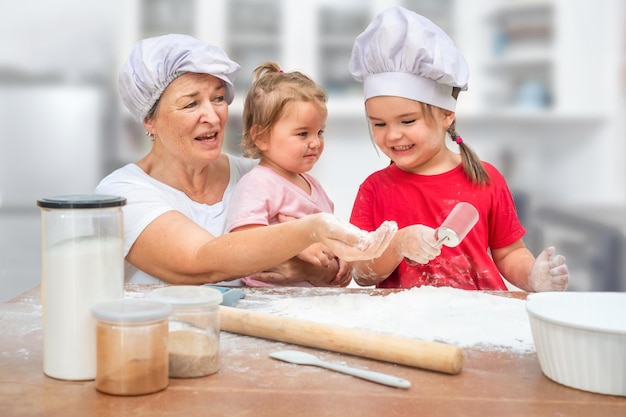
left=350, top=163, right=525, bottom=290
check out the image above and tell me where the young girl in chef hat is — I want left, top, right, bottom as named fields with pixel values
left=348, top=6, right=569, bottom=291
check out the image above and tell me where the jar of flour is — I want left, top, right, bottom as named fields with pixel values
left=37, top=194, right=126, bottom=380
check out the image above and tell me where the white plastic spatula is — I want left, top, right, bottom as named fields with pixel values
left=435, top=202, right=479, bottom=248
left=269, top=350, right=411, bottom=389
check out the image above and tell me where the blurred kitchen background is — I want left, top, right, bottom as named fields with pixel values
left=1, top=0, right=625, bottom=302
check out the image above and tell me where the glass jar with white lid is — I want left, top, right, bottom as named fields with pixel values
left=149, top=285, right=223, bottom=378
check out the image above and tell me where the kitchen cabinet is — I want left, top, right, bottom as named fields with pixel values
left=485, top=1, right=556, bottom=111
left=117, top=0, right=617, bottom=136
left=457, top=0, right=614, bottom=124
left=113, top=0, right=458, bottom=219
left=115, top=0, right=458, bottom=159
left=113, top=0, right=625, bottom=214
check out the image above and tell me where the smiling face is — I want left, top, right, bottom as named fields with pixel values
left=143, top=72, right=229, bottom=167
left=255, top=100, right=327, bottom=179
left=365, top=96, right=457, bottom=175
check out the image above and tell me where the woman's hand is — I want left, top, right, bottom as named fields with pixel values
left=528, top=247, right=569, bottom=292
left=313, top=214, right=398, bottom=262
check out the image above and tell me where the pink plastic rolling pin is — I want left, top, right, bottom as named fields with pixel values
left=435, top=202, right=479, bottom=248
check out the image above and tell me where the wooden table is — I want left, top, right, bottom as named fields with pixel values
left=1, top=285, right=624, bottom=417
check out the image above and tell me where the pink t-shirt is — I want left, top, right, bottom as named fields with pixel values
left=227, top=165, right=335, bottom=286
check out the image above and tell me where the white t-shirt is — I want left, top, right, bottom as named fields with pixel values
left=95, top=154, right=256, bottom=284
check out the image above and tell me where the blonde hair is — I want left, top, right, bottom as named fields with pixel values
left=241, top=61, right=328, bottom=158
left=422, top=88, right=491, bottom=186
left=446, top=118, right=490, bottom=187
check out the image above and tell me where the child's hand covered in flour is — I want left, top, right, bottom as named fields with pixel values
left=528, top=247, right=569, bottom=292
left=398, top=224, right=441, bottom=265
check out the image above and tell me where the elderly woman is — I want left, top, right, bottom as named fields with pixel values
left=96, top=34, right=396, bottom=285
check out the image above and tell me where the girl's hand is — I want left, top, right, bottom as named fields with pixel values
left=397, top=224, right=441, bottom=265
left=307, top=258, right=352, bottom=287
left=528, top=247, right=569, bottom=292
left=297, top=243, right=334, bottom=267
left=246, top=257, right=340, bottom=286
left=331, top=259, right=353, bottom=287
left=336, top=259, right=352, bottom=283
left=297, top=244, right=352, bottom=286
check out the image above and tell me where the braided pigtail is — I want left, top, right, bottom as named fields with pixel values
left=447, top=120, right=490, bottom=186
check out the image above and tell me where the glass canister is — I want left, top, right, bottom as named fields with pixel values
left=91, top=299, right=171, bottom=395
left=36, top=194, right=126, bottom=380
left=148, top=286, right=223, bottom=378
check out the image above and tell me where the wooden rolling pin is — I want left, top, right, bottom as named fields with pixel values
left=220, top=306, right=464, bottom=375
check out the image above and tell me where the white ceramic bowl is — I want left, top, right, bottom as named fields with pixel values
left=526, top=292, right=626, bottom=396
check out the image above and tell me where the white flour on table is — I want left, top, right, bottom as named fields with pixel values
left=247, top=286, right=534, bottom=353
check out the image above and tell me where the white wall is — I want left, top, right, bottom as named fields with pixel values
left=1, top=0, right=624, bottom=302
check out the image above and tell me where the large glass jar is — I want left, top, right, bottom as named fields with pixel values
left=37, top=194, right=126, bottom=380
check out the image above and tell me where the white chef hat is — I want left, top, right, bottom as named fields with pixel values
left=119, top=34, right=241, bottom=122
left=349, top=6, right=469, bottom=111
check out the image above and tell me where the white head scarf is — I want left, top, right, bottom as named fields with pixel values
left=349, top=6, right=469, bottom=111
left=119, top=34, right=241, bottom=122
